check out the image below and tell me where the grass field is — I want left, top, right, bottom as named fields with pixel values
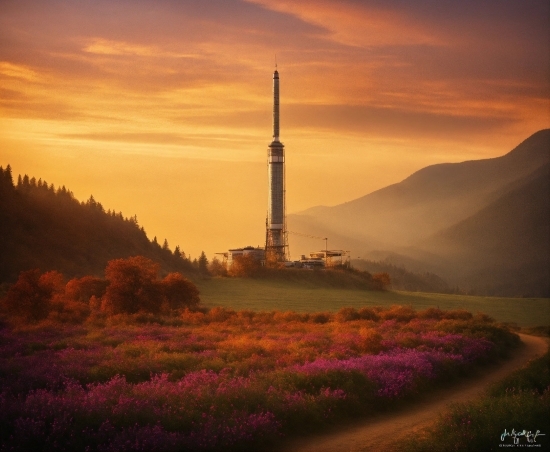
left=196, top=277, right=550, bottom=328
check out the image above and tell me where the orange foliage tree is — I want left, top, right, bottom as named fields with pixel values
left=1, top=256, right=200, bottom=322
left=372, top=272, right=391, bottom=290
left=65, top=276, right=109, bottom=303
left=208, top=257, right=227, bottom=276
left=101, top=256, right=200, bottom=315
left=228, top=254, right=262, bottom=277
left=160, top=272, right=200, bottom=312
left=101, top=256, right=161, bottom=314
left=2, top=269, right=65, bottom=321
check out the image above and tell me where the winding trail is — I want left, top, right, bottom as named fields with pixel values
left=276, top=334, right=548, bottom=452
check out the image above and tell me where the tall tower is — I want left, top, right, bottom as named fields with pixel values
left=265, top=68, right=288, bottom=264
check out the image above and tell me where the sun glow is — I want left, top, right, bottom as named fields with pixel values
left=0, top=0, right=548, bottom=257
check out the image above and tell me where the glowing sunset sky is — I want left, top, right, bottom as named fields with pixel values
left=1, top=0, right=548, bottom=259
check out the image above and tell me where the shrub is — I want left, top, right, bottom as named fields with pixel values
left=310, top=312, right=331, bottom=324
left=418, top=307, right=445, bottom=320
left=335, top=307, right=360, bottom=322
left=358, top=307, right=380, bottom=321
left=380, top=305, right=417, bottom=322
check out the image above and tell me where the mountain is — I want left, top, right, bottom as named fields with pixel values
left=0, top=168, right=197, bottom=284
left=288, top=129, right=550, bottom=296
left=413, top=163, right=550, bottom=296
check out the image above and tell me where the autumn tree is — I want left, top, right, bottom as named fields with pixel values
left=1, top=269, right=65, bottom=321
left=228, top=254, right=261, bottom=277
left=208, top=257, right=227, bottom=276
left=101, top=256, right=161, bottom=314
left=64, top=276, right=109, bottom=303
left=101, top=256, right=200, bottom=315
left=372, top=272, right=391, bottom=290
left=159, top=272, right=200, bottom=311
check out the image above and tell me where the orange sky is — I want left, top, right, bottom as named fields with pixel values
left=1, top=0, right=548, bottom=259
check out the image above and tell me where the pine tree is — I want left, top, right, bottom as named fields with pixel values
left=198, top=251, right=209, bottom=274
left=4, top=164, right=13, bottom=188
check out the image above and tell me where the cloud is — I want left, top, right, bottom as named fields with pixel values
left=0, top=62, right=39, bottom=81
left=245, top=0, right=444, bottom=47
left=283, top=104, right=518, bottom=140
left=83, top=38, right=202, bottom=59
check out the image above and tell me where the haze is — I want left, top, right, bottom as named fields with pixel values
left=1, top=0, right=548, bottom=258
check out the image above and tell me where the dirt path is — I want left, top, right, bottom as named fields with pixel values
left=276, top=334, right=548, bottom=452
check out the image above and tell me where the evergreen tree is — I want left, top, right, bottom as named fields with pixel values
left=198, top=251, right=209, bottom=274
left=4, top=164, right=13, bottom=187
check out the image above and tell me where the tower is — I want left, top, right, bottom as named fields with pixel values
left=265, top=68, right=288, bottom=264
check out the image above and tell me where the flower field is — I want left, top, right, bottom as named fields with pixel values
left=0, top=306, right=519, bottom=451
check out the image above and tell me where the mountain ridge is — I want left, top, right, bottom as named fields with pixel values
left=288, top=129, right=550, bottom=296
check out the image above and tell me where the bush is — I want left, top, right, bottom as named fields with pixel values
left=380, top=305, right=417, bottom=322
left=335, top=307, right=360, bottom=322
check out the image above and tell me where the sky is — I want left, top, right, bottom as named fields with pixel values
left=1, top=0, right=548, bottom=259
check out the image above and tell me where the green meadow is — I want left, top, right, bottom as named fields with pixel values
left=197, top=277, right=549, bottom=328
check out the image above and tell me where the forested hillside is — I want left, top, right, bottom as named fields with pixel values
left=0, top=166, right=203, bottom=283
left=350, top=259, right=452, bottom=293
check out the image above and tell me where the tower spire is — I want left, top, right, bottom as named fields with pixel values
left=273, top=68, right=280, bottom=141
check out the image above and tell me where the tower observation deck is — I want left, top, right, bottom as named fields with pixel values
left=265, top=69, right=288, bottom=264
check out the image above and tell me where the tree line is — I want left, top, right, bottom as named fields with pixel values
left=0, top=165, right=210, bottom=284
left=0, top=255, right=200, bottom=324
left=0, top=164, right=390, bottom=292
